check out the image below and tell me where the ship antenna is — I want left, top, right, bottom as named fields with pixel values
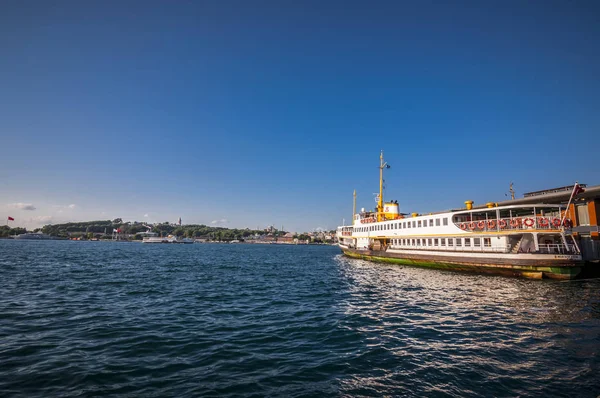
left=510, top=182, right=515, bottom=200
left=353, top=189, right=356, bottom=225
left=378, top=150, right=390, bottom=221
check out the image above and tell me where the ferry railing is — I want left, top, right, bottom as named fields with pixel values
left=389, top=244, right=513, bottom=253
left=537, top=244, right=578, bottom=254
left=389, top=243, right=579, bottom=255
left=453, top=217, right=564, bottom=232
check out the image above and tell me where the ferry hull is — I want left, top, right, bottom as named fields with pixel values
left=340, top=247, right=583, bottom=280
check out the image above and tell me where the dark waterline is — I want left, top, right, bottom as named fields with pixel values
left=1, top=240, right=599, bottom=397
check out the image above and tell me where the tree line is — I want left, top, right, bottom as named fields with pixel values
left=38, top=219, right=281, bottom=241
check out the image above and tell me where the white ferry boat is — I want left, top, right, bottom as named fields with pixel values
left=142, top=233, right=179, bottom=243
left=336, top=152, right=583, bottom=280
left=14, top=232, right=53, bottom=240
left=142, top=233, right=193, bottom=244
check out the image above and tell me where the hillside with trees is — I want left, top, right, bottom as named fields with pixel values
left=39, top=219, right=278, bottom=241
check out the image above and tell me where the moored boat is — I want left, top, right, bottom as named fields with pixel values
left=336, top=152, right=583, bottom=280
left=14, top=232, right=54, bottom=240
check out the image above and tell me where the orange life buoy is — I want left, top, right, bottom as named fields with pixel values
left=460, top=223, right=467, bottom=230
left=468, top=221, right=476, bottom=230
left=524, top=218, right=534, bottom=227
left=563, top=219, right=573, bottom=228
left=538, top=217, right=549, bottom=227
left=488, top=220, right=496, bottom=229
left=477, top=220, right=486, bottom=229
left=498, top=219, right=507, bottom=229
left=552, top=218, right=561, bottom=228
left=510, top=218, right=521, bottom=227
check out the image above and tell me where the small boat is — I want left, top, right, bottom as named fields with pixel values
left=14, top=232, right=53, bottom=240
left=142, top=234, right=179, bottom=243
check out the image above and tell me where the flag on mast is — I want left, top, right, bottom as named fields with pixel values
left=7, top=216, right=14, bottom=221
left=572, top=183, right=585, bottom=197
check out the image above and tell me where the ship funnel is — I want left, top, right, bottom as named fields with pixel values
left=465, top=200, right=473, bottom=210
left=486, top=202, right=495, bottom=208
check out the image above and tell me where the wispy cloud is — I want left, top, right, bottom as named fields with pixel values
left=27, top=215, right=53, bottom=224
left=144, top=214, right=149, bottom=218
left=8, top=203, right=36, bottom=211
left=211, top=218, right=228, bottom=225
left=53, top=204, right=77, bottom=210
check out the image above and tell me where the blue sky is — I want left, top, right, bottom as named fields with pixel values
left=1, top=0, right=599, bottom=231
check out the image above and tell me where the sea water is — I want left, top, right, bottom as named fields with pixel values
left=1, top=240, right=599, bottom=397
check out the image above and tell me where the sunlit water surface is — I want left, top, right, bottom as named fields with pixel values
left=1, top=240, right=599, bottom=397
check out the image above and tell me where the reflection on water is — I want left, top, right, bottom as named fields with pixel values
left=0, top=241, right=598, bottom=398
left=334, top=255, right=600, bottom=397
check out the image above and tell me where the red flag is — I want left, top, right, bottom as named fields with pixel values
left=7, top=217, right=14, bottom=221
left=573, top=183, right=585, bottom=196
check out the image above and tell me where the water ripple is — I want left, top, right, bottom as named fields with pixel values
left=0, top=240, right=599, bottom=397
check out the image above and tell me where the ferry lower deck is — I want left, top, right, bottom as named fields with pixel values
left=339, top=244, right=582, bottom=280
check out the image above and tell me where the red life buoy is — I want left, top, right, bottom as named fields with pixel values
left=488, top=220, right=496, bottom=229
left=460, top=223, right=467, bottom=230
left=510, top=218, right=521, bottom=227
left=552, top=218, right=561, bottom=228
left=563, top=219, right=573, bottom=228
left=524, top=218, right=534, bottom=227
left=477, top=220, right=486, bottom=229
left=498, top=219, right=507, bottom=229
left=538, top=217, right=549, bottom=227
left=469, top=221, right=476, bottom=230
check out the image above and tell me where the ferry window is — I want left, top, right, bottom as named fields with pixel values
left=418, top=221, right=422, bottom=228
left=443, top=218, right=448, bottom=226
left=412, top=221, right=416, bottom=228
left=428, top=238, right=432, bottom=246
left=423, top=220, right=427, bottom=228
left=464, top=238, right=471, bottom=247
left=436, top=219, right=440, bottom=226
left=403, top=222, right=406, bottom=228
left=408, top=222, right=411, bottom=229
left=474, top=238, right=481, bottom=247
left=434, top=238, right=439, bottom=246
left=456, top=238, right=462, bottom=247
left=447, top=238, right=453, bottom=246
left=429, top=219, right=433, bottom=227
left=441, top=238, right=446, bottom=246
left=484, top=238, right=491, bottom=247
